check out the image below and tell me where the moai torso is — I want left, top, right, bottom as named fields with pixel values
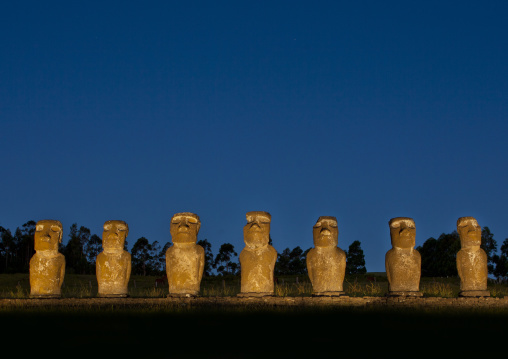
left=166, top=244, right=205, bottom=295
left=30, top=220, right=65, bottom=298
left=386, top=217, right=421, bottom=294
left=166, top=213, right=205, bottom=296
left=96, top=220, right=131, bottom=297
left=385, top=248, right=421, bottom=292
left=457, top=248, right=488, bottom=291
left=456, top=217, right=489, bottom=294
left=240, top=246, right=277, bottom=293
left=306, top=216, right=346, bottom=294
left=239, top=211, right=277, bottom=295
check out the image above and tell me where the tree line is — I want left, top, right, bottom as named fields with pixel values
left=0, top=220, right=368, bottom=277
left=11, top=221, right=508, bottom=279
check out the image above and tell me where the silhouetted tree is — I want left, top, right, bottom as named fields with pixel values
left=481, top=227, right=498, bottom=274
left=197, top=239, right=214, bottom=276
left=417, top=232, right=460, bottom=277
left=275, top=246, right=309, bottom=276
left=131, top=237, right=153, bottom=276
left=84, top=234, right=102, bottom=270
left=346, top=240, right=367, bottom=275
left=62, top=224, right=92, bottom=274
left=493, top=238, right=508, bottom=279
left=214, top=243, right=238, bottom=276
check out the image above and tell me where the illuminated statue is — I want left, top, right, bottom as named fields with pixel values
left=306, top=216, right=346, bottom=296
left=456, top=217, right=490, bottom=297
left=239, top=211, right=277, bottom=297
left=29, top=220, right=65, bottom=298
left=166, top=212, right=205, bottom=297
left=385, top=217, right=422, bottom=296
left=96, top=220, right=131, bottom=297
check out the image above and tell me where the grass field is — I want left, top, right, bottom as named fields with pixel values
left=2, top=272, right=508, bottom=298
left=1, top=273, right=507, bottom=358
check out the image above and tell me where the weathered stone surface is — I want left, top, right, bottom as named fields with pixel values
left=306, top=216, right=346, bottom=296
left=96, top=220, right=131, bottom=298
left=385, top=217, right=422, bottom=296
left=2, top=296, right=508, bottom=309
left=456, top=217, right=490, bottom=297
left=239, top=211, right=277, bottom=296
left=29, top=220, right=65, bottom=298
left=386, top=291, right=423, bottom=297
left=166, top=212, right=205, bottom=296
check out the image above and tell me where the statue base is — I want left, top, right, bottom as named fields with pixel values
left=459, top=290, right=491, bottom=297
left=237, top=292, right=274, bottom=298
left=98, top=293, right=129, bottom=298
left=312, top=291, right=346, bottom=297
left=29, top=294, right=61, bottom=299
left=387, top=291, right=423, bottom=297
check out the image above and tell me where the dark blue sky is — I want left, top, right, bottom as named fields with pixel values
left=1, top=1, right=507, bottom=272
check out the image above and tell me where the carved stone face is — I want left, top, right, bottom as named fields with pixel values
left=103, top=220, right=129, bottom=251
left=34, top=220, right=62, bottom=251
left=170, top=213, right=200, bottom=244
left=313, top=216, right=338, bottom=247
left=457, top=217, right=481, bottom=248
left=389, top=217, right=415, bottom=249
left=243, top=211, right=271, bottom=249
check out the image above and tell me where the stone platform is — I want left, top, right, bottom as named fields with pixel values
left=1, top=295, right=508, bottom=309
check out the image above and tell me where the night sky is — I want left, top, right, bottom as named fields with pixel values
left=1, top=1, right=507, bottom=272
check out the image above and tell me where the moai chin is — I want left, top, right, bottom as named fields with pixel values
left=306, top=216, right=346, bottom=296
left=238, top=211, right=277, bottom=297
left=29, top=220, right=66, bottom=298
left=385, top=217, right=422, bottom=297
left=96, top=220, right=131, bottom=298
left=456, top=217, right=490, bottom=297
left=166, top=212, right=205, bottom=297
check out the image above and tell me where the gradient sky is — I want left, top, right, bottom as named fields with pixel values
left=1, top=1, right=507, bottom=272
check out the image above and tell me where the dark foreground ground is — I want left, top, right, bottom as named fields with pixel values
left=1, top=304, right=506, bottom=358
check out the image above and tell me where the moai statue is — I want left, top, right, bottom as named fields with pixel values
left=456, top=217, right=490, bottom=297
left=238, top=211, right=277, bottom=297
left=29, top=220, right=65, bottom=298
left=385, top=217, right=422, bottom=297
left=96, top=220, right=131, bottom=298
left=306, top=216, right=346, bottom=296
left=166, top=212, right=205, bottom=297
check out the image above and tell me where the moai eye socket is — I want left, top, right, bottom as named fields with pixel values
left=187, top=217, right=199, bottom=224
left=50, top=225, right=61, bottom=232
left=36, top=225, right=44, bottom=231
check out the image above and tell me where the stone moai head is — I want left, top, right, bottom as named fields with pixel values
left=313, top=216, right=338, bottom=247
left=103, top=220, right=129, bottom=252
left=243, top=211, right=271, bottom=249
left=389, top=217, right=416, bottom=249
left=34, top=220, right=63, bottom=251
left=170, top=212, right=201, bottom=244
left=457, top=217, right=481, bottom=248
